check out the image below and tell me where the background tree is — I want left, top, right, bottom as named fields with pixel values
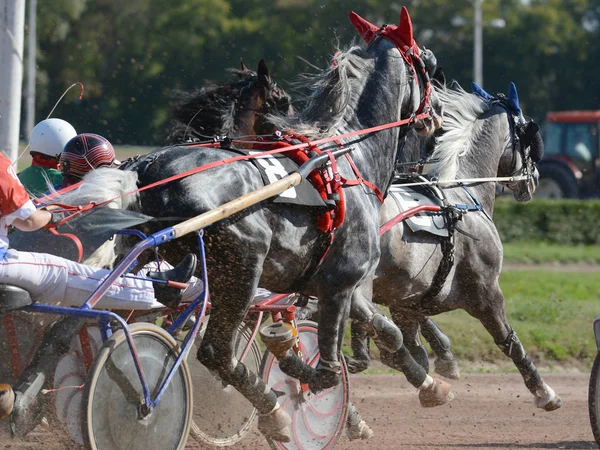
left=29, top=0, right=600, bottom=145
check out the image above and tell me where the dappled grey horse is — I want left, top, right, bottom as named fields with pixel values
left=0, top=60, right=296, bottom=437
left=93, top=9, right=444, bottom=440
left=350, top=82, right=562, bottom=412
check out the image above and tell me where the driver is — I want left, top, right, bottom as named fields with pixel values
left=0, top=150, right=197, bottom=422
left=18, top=119, right=77, bottom=196
left=59, top=133, right=121, bottom=187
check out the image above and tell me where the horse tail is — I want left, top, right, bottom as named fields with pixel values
left=51, top=168, right=140, bottom=268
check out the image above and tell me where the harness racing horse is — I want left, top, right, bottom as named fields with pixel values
left=351, top=82, right=562, bottom=412
left=165, top=59, right=293, bottom=144
left=106, top=8, right=443, bottom=441
left=0, top=60, right=294, bottom=438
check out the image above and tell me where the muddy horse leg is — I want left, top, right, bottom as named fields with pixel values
left=346, top=285, right=404, bottom=374
left=468, top=290, right=562, bottom=411
left=420, top=317, right=460, bottom=379
left=196, top=251, right=291, bottom=442
left=377, top=304, right=453, bottom=408
left=391, top=309, right=430, bottom=372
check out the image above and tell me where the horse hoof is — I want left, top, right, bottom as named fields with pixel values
left=310, top=364, right=341, bottom=392
left=347, top=419, right=374, bottom=440
left=258, top=405, right=292, bottom=443
left=0, top=385, right=15, bottom=419
left=534, top=383, right=562, bottom=411
left=346, top=356, right=370, bottom=374
left=434, top=358, right=461, bottom=380
left=419, top=378, right=454, bottom=407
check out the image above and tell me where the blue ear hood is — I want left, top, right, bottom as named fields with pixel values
left=507, top=82, right=521, bottom=116
left=471, top=82, right=494, bottom=100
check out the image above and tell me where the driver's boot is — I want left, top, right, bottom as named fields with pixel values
left=147, top=253, right=197, bottom=308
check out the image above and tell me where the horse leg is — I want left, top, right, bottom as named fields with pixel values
left=377, top=304, right=453, bottom=407
left=420, top=317, right=460, bottom=380
left=347, top=321, right=371, bottom=373
left=346, top=402, right=374, bottom=440
left=198, top=302, right=292, bottom=441
left=346, top=285, right=403, bottom=373
left=389, top=309, right=430, bottom=372
left=468, top=291, right=562, bottom=411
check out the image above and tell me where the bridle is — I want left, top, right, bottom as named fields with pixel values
left=477, top=92, right=540, bottom=187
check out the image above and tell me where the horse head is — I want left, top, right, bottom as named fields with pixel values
left=165, top=60, right=292, bottom=143
left=426, top=81, right=544, bottom=203
left=235, top=59, right=294, bottom=136
left=485, top=82, right=544, bottom=202
left=349, top=8, right=444, bottom=137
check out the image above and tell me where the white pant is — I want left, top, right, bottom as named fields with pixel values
left=0, top=249, right=163, bottom=310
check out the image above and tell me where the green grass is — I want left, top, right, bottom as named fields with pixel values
left=503, top=241, right=600, bottom=264
left=343, top=269, right=600, bottom=371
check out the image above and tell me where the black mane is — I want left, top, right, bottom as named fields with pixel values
left=164, top=69, right=259, bottom=144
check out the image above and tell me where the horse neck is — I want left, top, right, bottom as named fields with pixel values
left=454, top=111, right=510, bottom=214
left=335, top=45, right=413, bottom=195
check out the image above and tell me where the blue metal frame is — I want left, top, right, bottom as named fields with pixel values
left=21, top=227, right=209, bottom=413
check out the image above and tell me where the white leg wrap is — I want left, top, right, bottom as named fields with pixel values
left=420, top=374, right=434, bottom=390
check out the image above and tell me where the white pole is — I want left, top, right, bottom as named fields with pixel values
left=473, top=0, right=483, bottom=86
left=25, top=0, right=37, bottom=139
left=0, top=0, right=26, bottom=163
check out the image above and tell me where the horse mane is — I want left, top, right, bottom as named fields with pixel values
left=268, top=45, right=372, bottom=139
left=428, top=83, right=491, bottom=181
left=164, top=69, right=259, bottom=143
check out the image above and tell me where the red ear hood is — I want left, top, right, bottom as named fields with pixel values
left=395, top=6, right=415, bottom=51
left=349, top=11, right=379, bottom=44
left=349, top=7, right=419, bottom=58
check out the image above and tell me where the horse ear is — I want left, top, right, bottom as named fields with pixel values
left=240, top=58, right=249, bottom=72
left=257, top=59, right=271, bottom=86
left=507, top=82, right=522, bottom=116
left=432, top=67, right=446, bottom=89
left=397, top=6, right=414, bottom=47
left=349, top=11, right=379, bottom=43
left=471, top=82, right=494, bottom=100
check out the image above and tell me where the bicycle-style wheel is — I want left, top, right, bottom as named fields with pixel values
left=54, top=325, right=103, bottom=445
left=260, top=320, right=349, bottom=450
left=589, top=351, right=600, bottom=447
left=83, top=323, right=192, bottom=450
left=189, top=323, right=261, bottom=446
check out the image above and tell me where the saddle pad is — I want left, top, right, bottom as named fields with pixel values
left=236, top=149, right=327, bottom=208
left=388, top=185, right=448, bottom=237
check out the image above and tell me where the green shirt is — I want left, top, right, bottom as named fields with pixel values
left=18, top=165, right=63, bottom=197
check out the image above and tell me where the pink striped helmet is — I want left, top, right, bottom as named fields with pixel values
left=60, top=133, right=120, bottom=181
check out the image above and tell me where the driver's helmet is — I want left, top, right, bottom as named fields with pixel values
left=60, top=133, right=119, bottom=181
left=29, top=118, right=77, bottom=158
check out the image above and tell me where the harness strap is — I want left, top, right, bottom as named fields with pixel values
left=341, top=154, right=384, bottom=203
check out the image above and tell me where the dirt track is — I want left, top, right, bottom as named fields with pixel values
left=188, top=372, right=596, bottom=450
left=3, top=372, right=595, bottom=450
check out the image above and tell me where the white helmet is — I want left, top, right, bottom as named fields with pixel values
left=29, top=118, right=77, bottom=158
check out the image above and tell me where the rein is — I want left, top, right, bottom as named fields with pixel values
left=38, top=111, right=431, bottom=217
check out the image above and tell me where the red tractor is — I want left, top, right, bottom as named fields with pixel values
left=536, top=110, right=600, bottom=198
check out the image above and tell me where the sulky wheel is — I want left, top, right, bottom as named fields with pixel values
left=54, top=325, right=103, bottom=446
left=588, top=351, right=600, bottom=447
left=83, top=322, right=192, bottom=450
left=189, top=323, right=262, bottom=446
left=260, top=320, right=349, bottom=450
